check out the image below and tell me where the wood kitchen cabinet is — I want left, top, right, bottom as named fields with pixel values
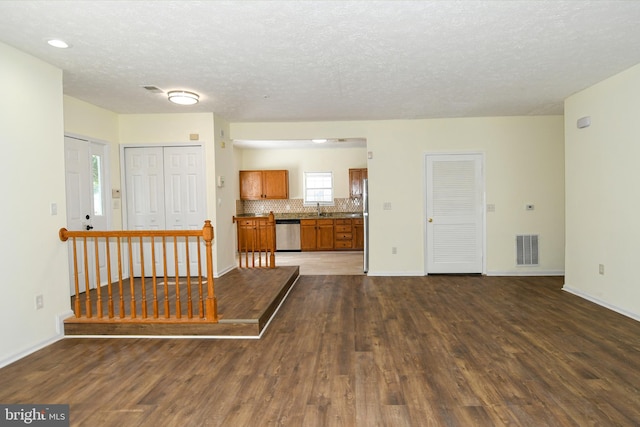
left=353, top=218, right=364, bottom=250
left=239, top=170, right=289, bottom=200
left=236, top=218, right=273, bottom=251
left=334, top=219, right=354, bottom=249
left=301, top=219, right=334, bottom=251
left=349, top=168, right=368, bottom=198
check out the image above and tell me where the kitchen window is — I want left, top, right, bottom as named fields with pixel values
left=304, top=171, right=333, bottom=205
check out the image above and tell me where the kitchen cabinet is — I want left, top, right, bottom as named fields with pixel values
left=301, top=219, right=334, bottom=251
left=239, top=170, right=289, bottom=200
left=334, top=219, right=354, bottom=249
left=349, top=168, right=368, bottom=198
left=236, top=218, right=273, bottom=251
left=353, top=218, right=364, bottom=250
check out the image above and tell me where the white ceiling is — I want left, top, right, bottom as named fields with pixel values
left=1, top=1, right=640, bottom=122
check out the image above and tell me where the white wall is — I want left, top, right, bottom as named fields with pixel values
left=237, top=146, right=367, bottom=199
left=213, top=115, right=237, bottom=275
left=0, top=42, right=70, bottom=367
left=564, top=62, right=640, bottom=320
left=231, top=116, right=565, bottom=275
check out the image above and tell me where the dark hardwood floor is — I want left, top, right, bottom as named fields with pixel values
left=2, top=275, right=640, bottom=426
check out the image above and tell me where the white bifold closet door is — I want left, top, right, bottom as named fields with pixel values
left=124, top=146, right=206, bottom=277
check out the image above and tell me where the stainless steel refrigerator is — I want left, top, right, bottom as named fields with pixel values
left=363, top=178, right=369, bottom=273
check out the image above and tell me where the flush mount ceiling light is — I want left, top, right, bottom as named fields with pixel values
left=47, top=39, right=70, bottom=48
left=312, top=139, right=328, bottom=143
left=168, top=90, right=199, bottom=105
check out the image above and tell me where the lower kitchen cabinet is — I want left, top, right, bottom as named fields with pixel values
left=353, top=218, right=364, bottom=250
left=301, top=219, right=334, bottom=251
left=236, top=218, right=273, bottom=251
left=334, top=219, right=354, bottom=249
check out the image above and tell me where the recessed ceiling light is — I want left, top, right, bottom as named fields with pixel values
left=312, top=139, right=328, bottom=143
left=47, top=39, right=70, bottom=49
left=168, top=91, right=199, bottom=105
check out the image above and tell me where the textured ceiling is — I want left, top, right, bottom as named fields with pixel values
left=1, top=1, right=640, bottom=122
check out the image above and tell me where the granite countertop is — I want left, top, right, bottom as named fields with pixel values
left=235, top=212, right=363, bottom=219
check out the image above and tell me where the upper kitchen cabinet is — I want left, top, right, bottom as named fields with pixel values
left=349, top=168, right=368, bottom=198
left=239, top=170, right=289, bottom=200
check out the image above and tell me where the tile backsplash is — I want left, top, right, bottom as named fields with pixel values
left=238, top=198, right=364, bottom=216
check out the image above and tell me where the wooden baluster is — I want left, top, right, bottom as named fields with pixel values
left=105, top=236, right=114, bottom=319
left=139, top=236, right=147, bottom=319
left=203, top=220, right=217, bottom=321
left=117, top=237, right=125, bottom=318
left=244, top=224, right=249, bottom=269
left=127, top=236, right=136, bottom=319
left=94, top=237, right=102, bottom=318
left=174, top=236, right=181, bottom=319
left=257, top=221, right=262, bottom=268
left=196, top=236, right=204, bottom=318
left=162, top=236, right=170, bottom=318
left=71, top=236, right=81, bottom=318
left=83, top=237, right=92, bottom=318
left=151, top=236, right=159, bottom=319
left=185, top=236, right=193, bottom=319
left=251, top=223, right=256, bottom=268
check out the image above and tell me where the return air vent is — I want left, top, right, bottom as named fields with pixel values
left=516, top=234, right=539, bottom=266
left=142, top=85, right=164, bottom=93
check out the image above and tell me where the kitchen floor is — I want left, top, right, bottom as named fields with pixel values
left=274, top=251, right=364, bottom=275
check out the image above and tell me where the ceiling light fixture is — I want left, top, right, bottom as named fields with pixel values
left=312, top=139, right=328, bottom=143
left=168, top=90, right=199, bottom=105
left=47, top=39, right=70, bottom=49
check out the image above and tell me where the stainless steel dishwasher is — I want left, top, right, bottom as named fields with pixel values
left=275, top=219, right=301, bottom=251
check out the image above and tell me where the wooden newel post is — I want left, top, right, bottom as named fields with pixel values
left=203, top=220, right=218, bottom=321
left=268, top=212, right=276, bottom=268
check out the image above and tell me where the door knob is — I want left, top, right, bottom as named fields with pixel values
left=428, top=218, right=433, bottom=222
left=86, top=225, right=94, bottom=230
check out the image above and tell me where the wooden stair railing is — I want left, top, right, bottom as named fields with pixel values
left=233, top=212, right=276, bottom=269
left=58, top=221, right=217, bottom=323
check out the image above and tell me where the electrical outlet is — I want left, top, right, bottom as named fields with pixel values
left=35, top=294, right=44, bottom=310
left=391, top=247, right=397, bottom=255
left=599, top=264, right=605, bottom=275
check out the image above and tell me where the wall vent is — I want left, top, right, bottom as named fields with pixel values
left=516, top=234, right=539, bottom=266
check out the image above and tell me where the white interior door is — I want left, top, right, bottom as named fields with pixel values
left=124, top=145, right=206, bottom=277
left=425, top=153, right=484, bottom=274
left=163, top=146, right=207, bottom=276
left=64, top=136, right=110, bottom=294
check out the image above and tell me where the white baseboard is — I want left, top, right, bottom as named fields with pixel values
left=487, top=269, right=565, bottom=276
left=215, top=263, right=236, bottom=278
left=562, top=285, right=640, bottom=323
left=366, top=270, right=424, bottom=277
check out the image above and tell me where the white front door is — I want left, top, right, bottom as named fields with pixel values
left=425, top=153, right=484, bottom=274
left=64, top=136, right=110, bottom=294
left=124, top=145, right=206, bottom=277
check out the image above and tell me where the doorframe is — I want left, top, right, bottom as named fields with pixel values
left=119, top=142, right=206, bottom=230
left=422, top=151, right=487, bottom=275
left=64, top=132, right=113, bottom=230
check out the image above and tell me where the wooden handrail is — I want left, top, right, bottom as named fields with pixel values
left=233, top=212, right=276, bottom=269
left=59, top=221, right=217, bottom=323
